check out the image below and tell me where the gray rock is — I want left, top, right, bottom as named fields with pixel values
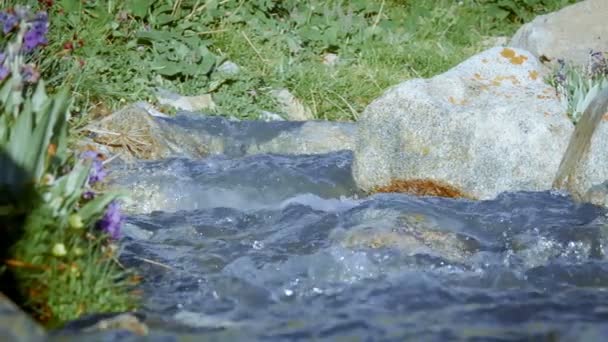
left=510, top=0, right=608, bottom=67
left=86, top=105, right=355, bottom=161
left=481, top=36, right=509, bottom=48
left=247, top=121, right=356, bottom=155
left=270, top=88, right=315, bottom=121
left=52, top=312, right=148, bottom=340
left=583, top=181, right=608, bottom=207
left=84, top=105, right=177, bottom=160
left=258, top=110, right=285, bottom=121
left=0, top=292, right=46, bottom=342
left=217, top=60, right=240, bottom=75
left=173, top=311, right=241, bottom=329
left=322, top=52, right=340, bottom=66
left=155, top=88, right=216, bottom=112
left=353, top=47, right=573, bottom=200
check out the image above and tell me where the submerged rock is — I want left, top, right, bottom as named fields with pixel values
left=510, top=0, right=608, bottom=67
left=55, top=312, right=148, bottom=337
left=353, top=47, right=572, bottom=200
left=246, top=120, right=356, bottom=155
left=338, top=212, right=480, bottom=264
left=108, top=151, right=360, bottom=214
left=85, top=105, right=356, bottom=161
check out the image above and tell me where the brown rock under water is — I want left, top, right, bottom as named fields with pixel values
left=372, top=179, right=474, bottom=199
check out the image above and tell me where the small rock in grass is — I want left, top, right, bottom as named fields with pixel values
left=217, top=60, right=240, bottom=75
left=271, top=88, right=315, bottom=121
left=322, top=52, right=340, bottom=66
left=156, top=88, right=216, bottom=112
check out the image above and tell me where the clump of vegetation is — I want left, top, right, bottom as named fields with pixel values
left=4, top=0, right=577, bottom=123
left=548, top=50, right=608, bottom=123
left=0, top=6, right=138, bottom=327
left=472, top=0, right=576, bottom=25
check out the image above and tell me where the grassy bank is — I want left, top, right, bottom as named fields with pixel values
left=9, top=0, right=577, bottom=123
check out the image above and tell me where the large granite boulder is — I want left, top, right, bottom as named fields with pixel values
left=510, top=0, right=608, bottom=67
left=353, top=47, right=573, bottom=200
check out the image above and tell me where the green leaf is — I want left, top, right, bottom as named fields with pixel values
left=126, top=0, right=153, bottom=18
left=32, top=79, right=48, bottom=115
left=151, top=59, right=183, bottom=76
left=136, top=30, right=177, bottom=42
left=486, top=5, right=510, bottom=20
left=51, top=106, right=70, bottom=166
left=0, top=78, right=13, bottom=105
left=28, top=88, right=70, bottom=180
left=6, top=99, right=34, bottom=174
left=199, top=55, right=216, bottom=75
left=47, top=162, right=88, bottom=215
left=156, top=14, right=176, bottom=26
left=58, top=0, right=81, bottom=12
left=79, top=193, right=121, bottom=222
left=63, top=162, right=89, bottom=196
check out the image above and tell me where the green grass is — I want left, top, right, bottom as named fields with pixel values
left=4, top=0, right=577, bottom=123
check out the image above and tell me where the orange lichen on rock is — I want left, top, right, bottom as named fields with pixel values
left=501, top=48, right=516, bottom=58
left=500, top=48, right=528, bottom=65
left=372, top=179, right=474, bottom=199
left=528, top=70, right=539, bottom=80
left=489, top=75, right=520, bottom=87
left=602, top=112, right=608, bottom=121
left=448, top=96, right=468, bottom=105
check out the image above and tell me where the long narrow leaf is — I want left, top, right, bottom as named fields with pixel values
left=27, top=88, right=70, bottom=180
left=79, top=193, right=121, bottom=222
left=4, top=98, right=34, bottom=185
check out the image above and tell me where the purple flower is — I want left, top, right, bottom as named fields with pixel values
left=82, top=190, right=96, bottom=200
left=96, top=201, right=124, bottom=239
left=81, top=150, right=107, bottom=185
left=0, top=53, right=8, bottom=81
left=587, top=50, right=607, bottom=78
left=22, top=13, right=48, bottom=52
left=0, top=12, right=18, bottom=34
left=554, top=58, right=567, bottom=86
left=0, top=66, right=9, bottom=81
left=21, top=64, right=40, bottom=83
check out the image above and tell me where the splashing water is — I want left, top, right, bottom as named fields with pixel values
left=101, top=149, right=608, bottom=340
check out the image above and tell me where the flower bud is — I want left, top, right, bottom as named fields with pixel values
left=52, top=243, right=67, bottom=257
left=68, top=213, right=84, bottom=229
left=41, top=173, right=54, bottom=186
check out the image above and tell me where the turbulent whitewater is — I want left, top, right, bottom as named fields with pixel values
left=90, top=149, right=608, bottom=341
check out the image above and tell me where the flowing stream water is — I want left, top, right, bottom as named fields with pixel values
left=58, top=114, right=608, bottom=341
